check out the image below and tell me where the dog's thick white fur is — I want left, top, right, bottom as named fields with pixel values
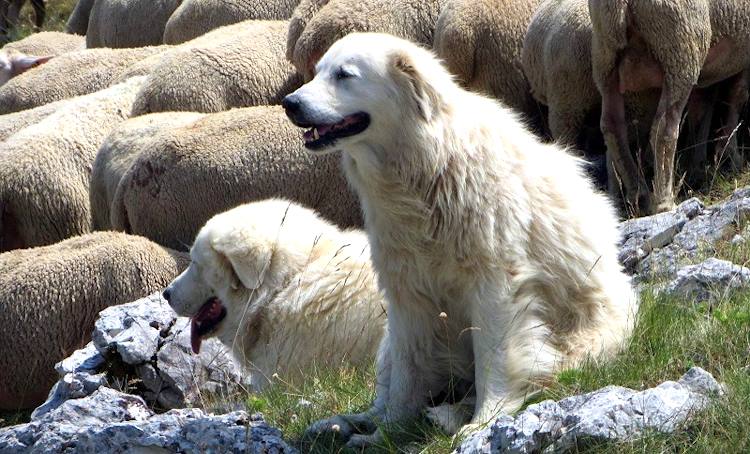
left=284, top=33, right=638, bottom=447
left=163, top=199, right=386, bottom=390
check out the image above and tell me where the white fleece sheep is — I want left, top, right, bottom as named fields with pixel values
left=0, top=231, right=188, bottom=410
left=65, top=0, right=95, bottom=35
left=433, top=0, right=541, bottom=121
left=288, top=0, right=445, bottom=80
left=163, top=0, right=302, bottom=44
left=132, top=20, right=301, bottom=115
left=111, top=105, right=361, bottom=250
left=86, top=0, right=181, bottom=48
left=91, top=111, right=206, bottom=231
left=0, top=77, right=144, bottom=252
left=0, top=45, right=166, bottom=114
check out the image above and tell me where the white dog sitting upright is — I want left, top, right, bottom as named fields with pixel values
left=163, top=199, right=386, bottom=390
left=283, top=33, right=638, bottom=446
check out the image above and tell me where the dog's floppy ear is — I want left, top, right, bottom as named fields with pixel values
left=389, top=50, right=443, bottom=121
left=210, top=234, right=272, bottom=290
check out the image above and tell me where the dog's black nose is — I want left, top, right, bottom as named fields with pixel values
left=282, top=94, right=301, bottom=115
left=162, top=288, right=171, bottom=302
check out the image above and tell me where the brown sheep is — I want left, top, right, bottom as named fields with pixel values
left=0, top=77, right=144, bottom=252
left=163, top=0, right=302, bottom=44
left=0, top=46, right=165, bottom=114
left=433, top=0, right=542, bottom=121
left=132, top=20, right=301, bottom=115
left=0, top=231, right=188, bottom=410
left=589, top=0, right=750, bottom=214
left=288, top=0, right=445, bottom=80
left=91, top=111, right=206, bottom=231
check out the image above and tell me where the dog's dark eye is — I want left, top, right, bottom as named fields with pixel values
left=335, top=68, right=353, bottom=80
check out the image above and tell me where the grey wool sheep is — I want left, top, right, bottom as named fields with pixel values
left=288, top=0, right=445, bottom=80
left=589, top=0, right=750, bottom=215
left=0, top=231, right=188, bottom=410
left=86, top=0, right=181, bottom=48
left=65, top=0, right=95, bottom=35
left=163, top=0, right=302, bottom=44
left=0, top=77, right=144, bottom=253
left=433, top=0, right=541, bottom=119
left=91, top=111, right=206, bottom=231
left=132, top=20, right=301, bottom=115
left=111, top=105, right=362, bottom=250
left=0, top=45, right=165, bottom=114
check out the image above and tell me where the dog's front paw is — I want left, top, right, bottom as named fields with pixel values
left=305, top=415, right=357, bottom=442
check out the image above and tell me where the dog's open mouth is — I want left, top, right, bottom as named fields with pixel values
left=301, top=112, right=370, bottom=150
left=190, top=297, right=226, bottom=354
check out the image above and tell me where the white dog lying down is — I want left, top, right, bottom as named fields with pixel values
left=282, top=33, right=638, bottom=447
left=162, top=199, right=386, bottom=390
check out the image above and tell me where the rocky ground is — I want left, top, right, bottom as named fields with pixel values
left=3, top=189, right=750, bottom=452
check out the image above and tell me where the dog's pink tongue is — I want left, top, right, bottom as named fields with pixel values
left=189, top=298, right=223, bottom=354
left=190, top=318, right=203, bottom=354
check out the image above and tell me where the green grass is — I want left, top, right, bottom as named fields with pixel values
left=7, top=0, right=77, bottom=41
left=243, top=287, right=750, bottom=453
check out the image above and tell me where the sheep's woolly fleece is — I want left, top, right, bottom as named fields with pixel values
left=0, top=77, right=145, bottom=252
left=132, top=20, right=301, bottom=114
left=111, top=105, right=361, bottom=250
left=163, top=0, right=301, bottom=44
left=0, top=46, right=165, bottom=114
left=0, top=231, right=188, bottom=410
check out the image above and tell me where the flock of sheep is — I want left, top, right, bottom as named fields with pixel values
left=0, top=0, right=747, bottom=416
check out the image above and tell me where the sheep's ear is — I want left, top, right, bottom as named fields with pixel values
left=389, top=51, right=441, bottom=121
left=210, top=237, right=271, bottom=290
left=10, top=54, right=52, bottom=76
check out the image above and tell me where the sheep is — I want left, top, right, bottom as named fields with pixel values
left=433, top=0, right=541, bottom=121
left=86, top=0, right=181, bottom=48
left=288, top=0, right=445, bottom=80
left=132, top=20, right=301, bottom=115
left=111, top=105, right=362, bottom=250
left=90, top=111, right=206, bottom=231
left=0, top=31, right=85, bottom=86
left=522, top=0, right=600, bottom=146
left=0, top=77, right=144, bottom=252
left=589, top=0, right=750, bottom=214
left=1, top=0, right=44, bottom=44
left=0, top=45, right=165, bottom=114
left=65, top=0, right=94, bottom=36
left=286, top=0, right=330, bottom=63
left=163, top=0, right=301, bottom=44
left=0, top=231, right=189, bottom=410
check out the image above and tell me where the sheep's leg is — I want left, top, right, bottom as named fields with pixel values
left=30, top=0, right=43, bottom=28
left=600, top=72, right=652, bottom=215
left=714, top=70, right=749, bottom=172
left=651, top=83, right=690, bottom=213
left=681, top=85, right=717, bottom=188
left=548, top=105, right=588, bottom=149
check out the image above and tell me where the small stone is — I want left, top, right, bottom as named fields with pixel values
left=455, top=367, right=721, bottom=453
left=663, top=258, right=750, bottom=302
